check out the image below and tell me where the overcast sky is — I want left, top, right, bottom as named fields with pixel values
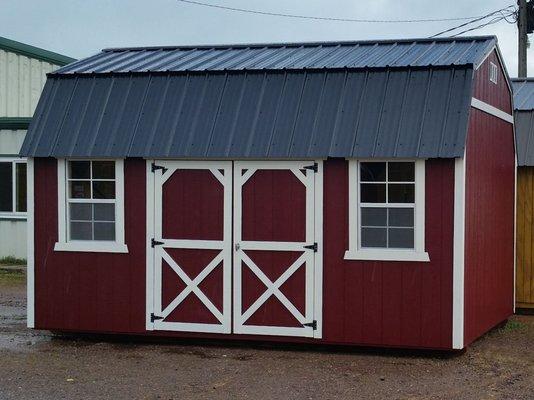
left=1, top=0, right=532, bottom=76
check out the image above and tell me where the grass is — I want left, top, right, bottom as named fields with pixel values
left=0, top=256, right=26, bottom=266
left=500, top=319, right=527, bottom=333
left=0, top=269, right=25, bottom=284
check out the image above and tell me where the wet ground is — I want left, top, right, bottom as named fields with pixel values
left=0, top=268, right=533, bottom=400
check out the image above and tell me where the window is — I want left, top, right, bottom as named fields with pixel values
left=0, top=158, right=27, bottom=219
left=54, top=159, right=128, bottom=253
left=489, top=62, right=498, bottom=84
left=345, top=160, right=429, bottom=262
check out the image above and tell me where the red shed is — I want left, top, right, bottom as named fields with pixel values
left=20, top=36, right=515, bottom=350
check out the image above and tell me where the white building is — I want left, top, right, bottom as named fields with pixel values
left=0, top=36, right=74, bottom=259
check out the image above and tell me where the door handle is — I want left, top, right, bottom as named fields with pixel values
left=235, top=243, right=241, bottom=251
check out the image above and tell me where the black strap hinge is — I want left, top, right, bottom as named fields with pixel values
left=151, top=163, right=168, bottom=174
left=151, top=238, right=164, bottom=248
left=303, top=320, right=317, bottom=330
left=150, top=313, right=164, bottom=323
left=303, top=242, right=318, bottom=252
left=303, top=162, right=318, bottom=173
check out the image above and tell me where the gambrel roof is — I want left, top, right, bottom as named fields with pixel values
left=21, top=37, right=498, bottom=159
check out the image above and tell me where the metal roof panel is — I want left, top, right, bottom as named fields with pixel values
left=52, top=37, right=496, bottom=75
left=21, top=67, right=474, bottom=159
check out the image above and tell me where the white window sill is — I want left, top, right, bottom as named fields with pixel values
left=344, top=249, right=430, bottom=262
left=54, top=241, right=129, bottom=253
left=0, top=214, right=27, bottom=220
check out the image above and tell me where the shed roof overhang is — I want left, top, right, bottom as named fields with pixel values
left=20, top=66, right=474, bottom=159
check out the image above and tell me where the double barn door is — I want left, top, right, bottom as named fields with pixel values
left=147, top=161, right=321, bottom=338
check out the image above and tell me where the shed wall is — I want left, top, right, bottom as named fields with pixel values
left=0, top=219, right=26, bottom=258
left=0, top=129, right=26, bottom=155
left=33, top=157, right=455, bottom=349
left=516, top=167, right=534, bottom=308
left=0, top=50, right=56, bottom=118
left=472, top=50, right=512, bottom=113
left=463, top=108, right=515, bottom=345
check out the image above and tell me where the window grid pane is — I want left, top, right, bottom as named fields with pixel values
left=359, top=161, right=416, bottom=250
left=15, top=163, right=27, bottom=212
left=67, top=160, right=117, bottom=242
left=0, top=162, right=13, bottom=212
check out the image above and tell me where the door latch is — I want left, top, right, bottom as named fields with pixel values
left=235, top=243, right=241, bottom=251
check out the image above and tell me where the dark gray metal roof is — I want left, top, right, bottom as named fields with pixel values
left=53, top=36, right=496, bottom=74
left=512, top=78, right=534, bottom=111
left=20, top=67, right=473, bottom=159
left=512, top=79, right=534, bottom=166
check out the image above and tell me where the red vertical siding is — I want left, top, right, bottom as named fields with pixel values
left=322, top=159, right=455, bottom=349
left=34, top=157, right=455, bottom=349
left=472, top=50, right=512, bottom=113
left=34, top=158, right=147, bottom=333
left=463, top=108, right=515, bottom=346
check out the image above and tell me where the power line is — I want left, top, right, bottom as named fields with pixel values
left=450, top=16, right=509, bottom=37
left=177, top=0, right=508, bottom=24
left=430, top=5, right=516, bottom=38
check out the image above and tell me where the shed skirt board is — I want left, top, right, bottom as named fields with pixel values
left=147, top=160, right=320, bottom=338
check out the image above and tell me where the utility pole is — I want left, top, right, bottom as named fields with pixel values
left=518, top=0, right=528, bottom=77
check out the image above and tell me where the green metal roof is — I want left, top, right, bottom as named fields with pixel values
left=0, top=117, right=32, bottom=130
left=0, top=36, right=76, bottom=66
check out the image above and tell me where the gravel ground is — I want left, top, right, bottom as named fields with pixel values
left=0, top=269, right=533, bottom=400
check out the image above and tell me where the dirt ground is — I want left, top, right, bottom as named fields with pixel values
left=0, top=269, right=533, bottom=400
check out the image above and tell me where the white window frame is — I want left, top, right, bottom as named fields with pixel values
left=489, top=62, right=498, bottom=84
left=54, top=158, right=128, bottom=253
left=344, top=159, right=429, bottom=262
left=0, top=157, right=27, bottom=220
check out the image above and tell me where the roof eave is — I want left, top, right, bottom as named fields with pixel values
left=0, top=36, right=76, bottom=66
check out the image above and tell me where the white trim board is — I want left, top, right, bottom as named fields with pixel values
left=452, top=155, right=466, bottom=350
left=344, top=159, right=429, bottom=262
left=26, top=158, right=35, bottom=328
left=232, top=160, right=320, bottom=338
left=146, top=160, right=155, bottom=330
left=471, top=98, right=514, bottom=124
left=149, top=160, right=233, bottom=334
left=54, top=159, right=128, bottom=253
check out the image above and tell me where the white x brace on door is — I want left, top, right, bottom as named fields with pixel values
left=148, top=161, right=232, bottom=334
left=233, top=161, right=319, bottom=338
left=147, top=160, right=323, bottom=338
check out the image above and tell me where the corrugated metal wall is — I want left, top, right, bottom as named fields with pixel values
left=0, top=48, right=63, bottom=260
left=0, top=220, right=26, bottom=258
left=0, top=49, right=55, bottom=118
left=0, top=129, right=26, bottom=155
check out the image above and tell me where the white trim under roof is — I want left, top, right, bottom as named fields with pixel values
left=471, top=98, right=514, bottom=124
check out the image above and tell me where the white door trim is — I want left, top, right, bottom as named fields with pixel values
left=148, top=160, right=232, bottom=334
left=233, top=160, right=320, bottom=338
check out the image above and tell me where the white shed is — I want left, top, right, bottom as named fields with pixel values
left=0, top=36, right=74, bottom=259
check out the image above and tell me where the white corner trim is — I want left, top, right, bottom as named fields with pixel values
left=26, top=158, right=35, bottom=329
left=513, top=155, right=517, bottom=314
left=471, top=98, right=514, bottom=124
left=54, top=241, right=128, bottom=253
left=452, top=155, right=466, bottom=350
left=344, top=249, right=430, bottom=262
